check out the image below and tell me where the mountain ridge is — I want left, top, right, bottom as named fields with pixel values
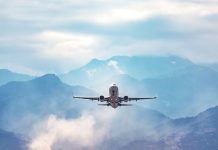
left=0, top=69, right=33, bottom=86
left=0, top=74, right=96, bottom=134
left=0, top=128, right=25, bottom=150
left=119, top=106, right=218, bottom=150
left=61, top=55, right=196, bottom=85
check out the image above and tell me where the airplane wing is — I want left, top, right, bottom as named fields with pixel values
left=120, top=96, right=157, bottom=102
left=73, top=96, right=109, bottom=101
left=128, top=97, right=157, bottom=101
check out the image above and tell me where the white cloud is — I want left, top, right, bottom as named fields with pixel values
left=32, top=30, right=109, bottom=73
left=34, top=31, right=100, bottom=59
left=0, top=0, right=218, bottom=25
left=28, top=115, right=100, bottom=150
left=27, top=108, right=163, bottom=150
left=28, top=109, right=117, bottom=150
left=0, top=30, right=106, bottom=74
left=0, top=0, right=218, bottom=74
left=90, top=0, right=218, bottom=25
left=101, top=36, right=218, bottom=64
left=108, top=60, right=124, bottom=74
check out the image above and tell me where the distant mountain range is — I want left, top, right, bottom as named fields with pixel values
left=0, top=69, right=33, bottom=86
left=60, top=56, right=195, bottom=87
left=1, top=55, right=218, bottom=118
left=59, top=56, right=218, bottom=118
left=1, top=56, right=218, bottom=118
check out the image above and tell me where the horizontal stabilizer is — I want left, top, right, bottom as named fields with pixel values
left=98, top=104, right=110, bottom=106
left=118, top=104, right=132, bottom=106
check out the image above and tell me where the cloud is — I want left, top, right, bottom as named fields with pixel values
left=0, top=0, right=217, bottom=25
left=34, top=31, right=100, bottom=59
left=27, top=108, right=166, bottom=150
left=90, top=0, right=218, bottom=25
left=0, top=30, right=106, bottom=74
left=28, top=109, right=117, bottom=150
left=108, top=60, right=124, bottom=74
left=0, top=0, right=218, bottom=74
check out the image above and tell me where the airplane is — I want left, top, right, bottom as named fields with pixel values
left=73, top=83, right=157, bottom=108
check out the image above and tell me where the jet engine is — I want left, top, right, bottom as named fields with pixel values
left=124, top=96, right=128, bottom=102
left=99, top=95, right=105, bottom=102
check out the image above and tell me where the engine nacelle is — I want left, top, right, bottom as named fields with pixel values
left=99, top=95, right=105, bottom=102
left=123, top=96, right=128, bottom=102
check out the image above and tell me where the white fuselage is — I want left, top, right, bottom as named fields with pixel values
left=109, top=84, right=119, bottom=108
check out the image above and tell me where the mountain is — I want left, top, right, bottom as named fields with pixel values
left=60, top=56, right=194, bottom=87
left=0, top=69, right=33, bottom=86
left=60, top=56, right=218, bottom=117
left=0, top=129, right=25, bottom=150
left=119, top=106, right=218, bottom=150
left=203, top=64, right=218, bottom=73
left=107, top=56, right=195, bottom=79
left=60, top=58, right=118, bottom=88
left=143, top=65, right=218, bottom=117
left=0, top=74, right=96, bottom=134
left=96, top=107, right=171, bottom=150
left=172, top=106, right=218, bottom=150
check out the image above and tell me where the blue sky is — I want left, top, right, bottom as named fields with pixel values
left=0, top=0, right=218, bottom=75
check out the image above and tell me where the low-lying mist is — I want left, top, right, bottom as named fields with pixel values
left=27, top=107, right=178, bottom=150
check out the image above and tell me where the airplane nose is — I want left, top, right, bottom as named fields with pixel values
left=111, top=83, right=116, bottom=86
